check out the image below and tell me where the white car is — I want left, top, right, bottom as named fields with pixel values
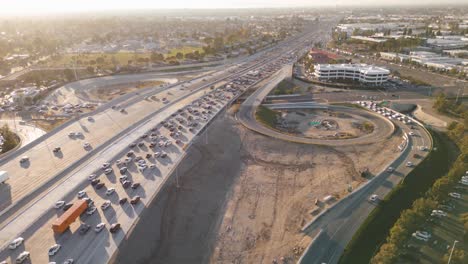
left=414, top=230, right=431, bottom=239
left=104, top=168, right=113, bottom=175
left=386, top=167, right=394, bottom=173
left=95, top=223, right=106, bottom=233
left=54, top=201, right=65, bottom=209
left=9, top=237, right=24, bottom=249
left=86, top=206, right=97, bottom=215
left=15, top=251, right=30, bottom=263
left=449, top=192, right=461, bottom=199
left=154, top=152, right=161, bottom=158
left=408, top=132, right=415, bottom=136
left=105, top=188, right=115, bottom=196
left=406, top=162, right=413, bottom=167
left=101, top=200, right=111, bottom=210
left=412, top=232, right=429, bottom=241
left=83, top=142, right=91, bottom=149
left=369, top=194, right=379, bottom=202
left=77, top=190, right=86, bottom=199
left=48, top=244, right=61, bottom=256
left=75, top=132, right=83, bottom=137
left=431, top=210, right=447, bottom=217
left=63, top=259, right=74, bottom=264
left=88, top=174, right=97, bottom=181
left=101, top=162, right=110, bottom=169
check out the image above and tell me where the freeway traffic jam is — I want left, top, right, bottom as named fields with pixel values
left=0, top=27, right=316, bottom=264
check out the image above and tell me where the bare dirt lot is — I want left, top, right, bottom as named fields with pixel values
left=277, top=109, right=375, bottom=139
left=112, top=107, right=402, bottom=264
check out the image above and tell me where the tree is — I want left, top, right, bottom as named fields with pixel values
left=442, top=249, right=466, bottom=264
left=150, top=52, right=164, bottom=62
left=371, top=243, right=398, bottom=264
left=86, top=66, right=94, bottom=74
left=175, top=52, right=183, bottom=60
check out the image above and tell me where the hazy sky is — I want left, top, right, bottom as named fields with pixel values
left=0, top=0, right=466, bottom=15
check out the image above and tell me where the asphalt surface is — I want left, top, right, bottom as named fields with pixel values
left=237, top=72, right=394, bottom=146
left=0, top=21, right=339, bottom=264
left=299, top=115, right=432, bottom=264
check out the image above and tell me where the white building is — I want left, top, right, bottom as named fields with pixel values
left=314, top=64, right=390, bottom=84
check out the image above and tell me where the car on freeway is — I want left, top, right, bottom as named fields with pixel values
left=91, top=179, right=100, bottom=186
left=110, top=223, right=121, bottom=233
left=54, top=201, right=65, bottom=209
left=79, top=224, right=91, bottom=235
left=119, top=198, right=128, bottom=205
left=86, top=206, right=97, bottom=215
left=369, top=194, right=379, bottom=202
left=15, top=251, right=30, bottom=263
left=77, top=190, right=86, bottom=199
left=53, top=147, right=61, bottom=153
left=130, top=196, right=141, bottom=204
left=75, top=132, right=83, bottom=137
left=19, top=156, right=29, bottom=164
left=449, top=192, right=461, bottom=199
left=9, top=237, right=24, bottom=250
left=63, top=203, right=73, bottom=211
left=122, top=180, right=131, bottom=189
left=95, top=223, right=106, bottom=233
left=105, top=188, right=115, bottom=196
left=68, top=132, right=75, bottom=137
left=87, top=116, right=93, bottom=121
left=83, top=142, right=91, bottom=149
left=48, top=244, right=61, bottom=256
left=101, top=200, right=111, bottom=210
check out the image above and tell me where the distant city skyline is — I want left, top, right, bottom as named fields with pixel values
left=0, top=0, right=467, bottom=15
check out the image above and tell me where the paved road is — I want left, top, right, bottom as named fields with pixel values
left=0, top=21, right=339, bottom=264
left=237, top=72, right=394, bottom=146
left=298, top=113, right=432, bottom=264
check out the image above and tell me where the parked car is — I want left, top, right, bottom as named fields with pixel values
left=119, top=198, right=128, bottom=205
left=131, top=182, right=140, bottom=189
left=105, top=188, right=115, bottom=196
left=86, top=206, right=97, bottom=215
left=95, top=182, right=105, bottom=189
left=77, top=191, right=86, bottom=199
left=63, top=203, right=73, bottom=211
left=15, top=251, right=30, bottom=263
left=449, top=192, right=461, bottom=199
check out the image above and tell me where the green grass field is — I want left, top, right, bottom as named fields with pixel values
left=255, top=105, right=279, bottom=128
left=339, top=131, right=459, bottom=264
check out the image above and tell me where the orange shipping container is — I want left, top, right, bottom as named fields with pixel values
left=52, top=199, right=88, bottom=234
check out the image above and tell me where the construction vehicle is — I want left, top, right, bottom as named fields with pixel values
left=52, top=199, right=88, bottom=234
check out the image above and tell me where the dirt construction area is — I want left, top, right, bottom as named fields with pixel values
left=112, top=107, right=402, bottom=264
left=277, top=109, right=375, bottom=139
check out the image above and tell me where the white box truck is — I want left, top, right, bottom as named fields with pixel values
left=0, top=171, right=9, bottom=184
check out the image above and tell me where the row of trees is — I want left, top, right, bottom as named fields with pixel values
left=0, top=124, right=20, bottom=153
left=433, top=93, right=468, bottom=126
left=372, top=99, right=468, bottom=264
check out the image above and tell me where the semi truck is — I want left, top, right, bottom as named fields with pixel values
left=52, top=199, right=88, bottom=234
left=0, top=171, right=9, bottom=184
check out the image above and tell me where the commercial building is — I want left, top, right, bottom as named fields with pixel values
left=314, top=64, right=390, bottom=84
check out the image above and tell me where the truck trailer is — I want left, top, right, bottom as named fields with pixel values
left=52, top=199, right=88, bottom=234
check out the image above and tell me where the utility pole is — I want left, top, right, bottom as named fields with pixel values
left=447, top=240, right=458, bottom=264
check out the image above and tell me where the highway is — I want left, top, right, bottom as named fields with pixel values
left=298, top=109, right=432, bottom=264
left=237, top=72, right=395, bottom=146
left=0, top=21, right=338, bottom=264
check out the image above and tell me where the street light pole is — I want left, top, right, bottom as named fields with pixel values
left=447, top=240, right=458, bottom=264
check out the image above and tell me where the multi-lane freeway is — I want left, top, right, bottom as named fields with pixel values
left=0, top=21, right=338, bottom=264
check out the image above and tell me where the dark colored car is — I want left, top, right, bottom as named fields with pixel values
left=110, top=223, right=121, bottom=233
left=63, top=203, right=73, bottom=211
left=126, top=151, right=134, bottom=157
left=130, top=196, right=141, bottom=205
left=119, top=198, right=127, bottom=205
left=122, top=180, right=131, bottom=189
left=79, top=224, right=91, bottom=235
left=91, top=179, right=100, bottom=186
left=53, top=147, right=61, bottom=153
left=95, top=182, right=105, bottom=189
left=131, top=182, right=140, bottom=189
left=146, top=153, right=152, bottom=159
